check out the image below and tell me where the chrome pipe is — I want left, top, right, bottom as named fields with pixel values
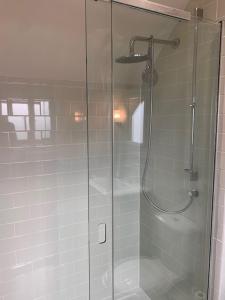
left=186, top=12, right=199, bottom=182
left=129, top=35, right=180, bottom=56
left=141, top=38, right=195, bottom=214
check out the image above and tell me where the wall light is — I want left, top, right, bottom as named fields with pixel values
left=74, top=112, right=86, bottom=123
left=113, top=108, right=126, bottom=123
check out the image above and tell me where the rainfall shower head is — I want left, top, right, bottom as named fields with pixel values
left=116, top=53, right=158, bottom=85
left=116, top=35, right=180, bottom=64
left=116, top=53, right=149, bottom=64
left=115, top=35, right=179, bottom=85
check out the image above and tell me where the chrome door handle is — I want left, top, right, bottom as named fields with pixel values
left=98, top=223, right=106, bottom=244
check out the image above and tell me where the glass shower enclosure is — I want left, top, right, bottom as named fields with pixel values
left=86, top=0, right=221, bottom=300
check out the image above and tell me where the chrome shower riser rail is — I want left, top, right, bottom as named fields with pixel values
left=95, top=0, right=192, bottom=21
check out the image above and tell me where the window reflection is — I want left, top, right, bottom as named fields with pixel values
left=34, top=100, right=49, bottom=116
left=1, top=101, right=8, bottom=115
left=132, top=101, right=144, bottom=144
left=0, top=98, right=51, bottom=141
left=12, top=102, right=29, bottom=115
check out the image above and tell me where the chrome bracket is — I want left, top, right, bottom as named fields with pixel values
left=188, top=189, right=199, bottom=198
left=184, top=168, right=198, bottom=181
left=195, top=7, right=203, bottom=20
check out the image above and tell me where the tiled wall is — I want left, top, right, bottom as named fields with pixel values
left=0, top=1, right=91, bottom=299
left=140, top=19, right=195, bottom=282
left=139, top=13, right=220, bottom=299
left=0, top=79, right=89, bottom=300
left=0, top=2, right=224, bottom=300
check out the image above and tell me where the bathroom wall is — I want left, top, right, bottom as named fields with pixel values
left=0, top=1, right=114, bottom=299
left=111, top=4, right=192, bottom=297
left=0, top=81, right=90, bottom=300
left=0, top=1, right=91, bottom=300
left=139, top=8, right=220, bottom=298
left=0, top=1, right=223, bottom=300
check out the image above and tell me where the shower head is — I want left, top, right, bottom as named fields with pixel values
left=116, top=53, right=149, bottom=64
left=116, top=53, right=158, bottom=85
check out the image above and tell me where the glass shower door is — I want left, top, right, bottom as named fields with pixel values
left=86, top=1, right=113, bottom=300
left=0, top=1, right=90, bottom=300
left=112, top=3, right=220, bottom=300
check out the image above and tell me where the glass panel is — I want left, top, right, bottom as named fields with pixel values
left=194, top=20, right=221, bottom=296
left=112, top=3, right=220, bottom=300
left=0, top=1, right=89, bottom=300
left=86, top=1, right=113, bottom=300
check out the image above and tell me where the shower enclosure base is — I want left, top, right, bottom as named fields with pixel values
left=116, top=288, right=151, bottom=300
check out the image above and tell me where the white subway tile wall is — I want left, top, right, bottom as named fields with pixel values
left=139, top=9, right=220, bottom=299
left=0, top=0, right=92, bottom=299
left=0, top=80, right=89, bottom=300
left=0, top=1, right=223, bottom=300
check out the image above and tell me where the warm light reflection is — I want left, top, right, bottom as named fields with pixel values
left=74, top=111, right=86, bottom=122
left=113, top=108, right=127, bottom=123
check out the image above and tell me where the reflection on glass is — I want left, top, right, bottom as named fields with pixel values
left=132, top=102, right=144, bottom=144
left=0, top=79, right=89, bottom=300
left=0, top=98, right=51, bottom=141
left=12, top=102, right=29, bottom=115
left=1, top=101, right=8, bottom=115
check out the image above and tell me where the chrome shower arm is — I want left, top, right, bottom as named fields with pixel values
left=129, top=36, right=152, bottom=56
left=129, top=35, right=180, bottom=56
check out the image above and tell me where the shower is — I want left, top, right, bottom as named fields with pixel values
left=116, top=35, right=179, bottom=84
left=116, top=35, right=196, bottom=214
left=116, top=35, right=180, bottom=63
left=87, top=1, right=221, bottom=299
left=0, top=0, right=221, bottom=300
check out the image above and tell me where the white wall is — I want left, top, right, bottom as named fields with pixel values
left=0, top=0, right=86, bottom=82
left=0, top=1, right=89, bottom=300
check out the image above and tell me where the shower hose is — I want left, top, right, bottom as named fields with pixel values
left=141, top=39, right=194, bottom=214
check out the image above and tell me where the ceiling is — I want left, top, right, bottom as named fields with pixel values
left=112, top=2, right=188, bottom=85
left=0, top=0, right=192, bottom=83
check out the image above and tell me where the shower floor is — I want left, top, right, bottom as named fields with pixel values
left=116, top=288, right=151, bottom=300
